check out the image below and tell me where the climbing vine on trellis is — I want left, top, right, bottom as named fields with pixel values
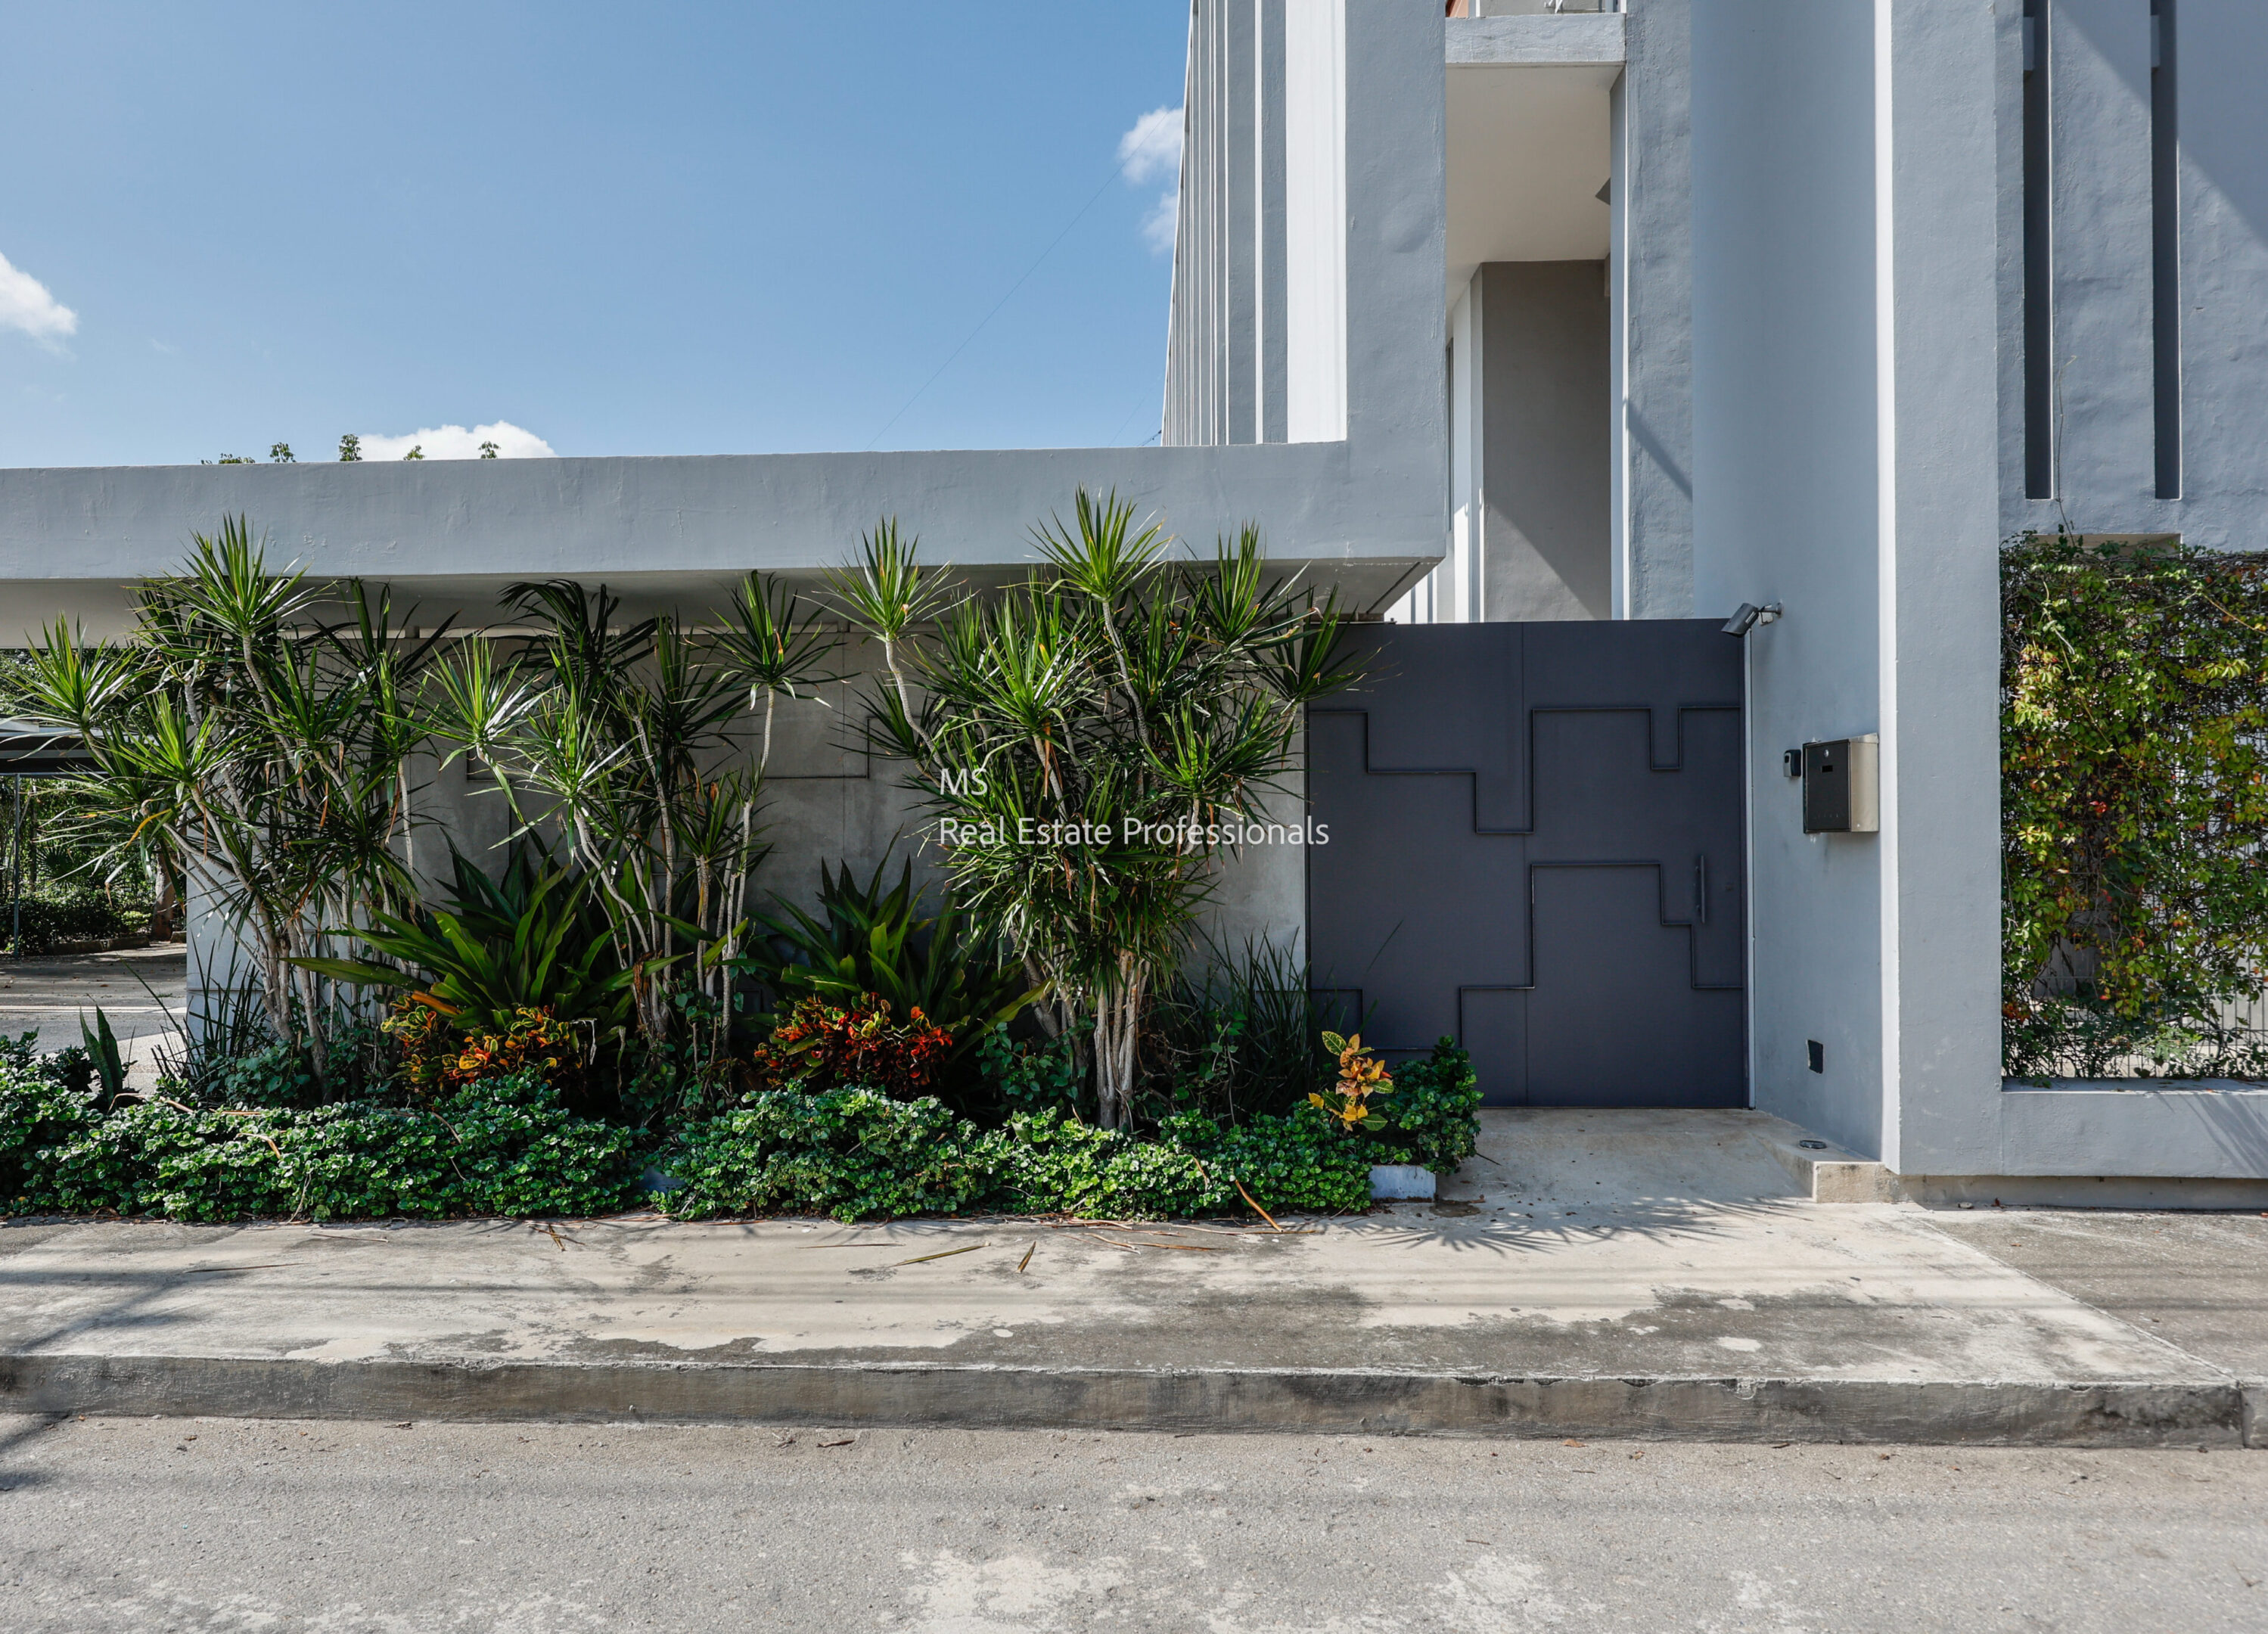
left=2002, top=532, right=2268, bottom=1079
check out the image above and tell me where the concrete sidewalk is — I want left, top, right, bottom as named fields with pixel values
left=2, top=1110, right=2262, bottom=1446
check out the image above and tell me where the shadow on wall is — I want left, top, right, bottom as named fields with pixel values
left=2194, top=1088, right=2268, bottom=1178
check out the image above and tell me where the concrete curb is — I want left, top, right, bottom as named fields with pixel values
left=3, top=1354, right=2254, bottom=1447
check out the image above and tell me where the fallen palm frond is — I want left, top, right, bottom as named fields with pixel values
left=1232, top=1177, right=1282, bottom=1232
left=891, top=1241, right=989, bottom=1266
left=1092, top=1237, right=1219, bottom=1252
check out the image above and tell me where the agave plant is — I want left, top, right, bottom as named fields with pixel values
left=750, top=856, right=1042, bottom=1068
left=293, top=839, right=632, bottom=1043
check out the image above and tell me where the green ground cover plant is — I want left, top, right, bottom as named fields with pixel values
left=0, top=1046, right=638, bottom=1222
left=0, top=1033, right=1478, bottom=1225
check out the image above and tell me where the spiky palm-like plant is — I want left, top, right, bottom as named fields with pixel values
left=8, top=517, right=446, bottom=1085
left=846, top=490, right=1359, bottom=1129
left=435, top=573, right=835, bottom=1076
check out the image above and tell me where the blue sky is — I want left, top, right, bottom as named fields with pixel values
left=0, top=4, right=1188, bottom=468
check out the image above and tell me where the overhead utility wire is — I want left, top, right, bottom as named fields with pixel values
left=863, top=150, right=1149, bottom=451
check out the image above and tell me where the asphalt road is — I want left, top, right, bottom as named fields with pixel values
left=2, top=1415, right=2262, bottom=1633
left=0, top=947, right=185, bottom=1086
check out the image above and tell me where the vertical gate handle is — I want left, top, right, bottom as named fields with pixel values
left=1695, top=853, right=1709, bottom=924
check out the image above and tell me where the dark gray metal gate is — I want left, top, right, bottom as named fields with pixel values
left=1306, top=621, right=1746, bottom=1107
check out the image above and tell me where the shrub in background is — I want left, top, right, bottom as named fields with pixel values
left=0, top=890, right=149, bottom=955
left=661, top=1087, right=992, bottom=1222
left=747, top=994, right=954, bottom=1098
left=0, top=1058, right=639, bottom=1222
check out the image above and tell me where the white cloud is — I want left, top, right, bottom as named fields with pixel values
left=0, top=250, right=78, bottom=348
left=1140, top=191, right=1180, bottom=256
left=1117, top=105, right=1182, bottom=185
left=356, top=420, right=555, bottom=461
left=1119, top=105, right=1183, bottom=257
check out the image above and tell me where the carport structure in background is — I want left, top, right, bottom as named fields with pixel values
left=0, top=721, right=95, bottom=958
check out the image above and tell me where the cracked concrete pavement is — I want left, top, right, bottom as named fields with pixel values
left=5, top=1111, right=2262, bottom=1443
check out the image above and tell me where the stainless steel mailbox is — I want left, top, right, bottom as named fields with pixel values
left=1800, top=735, right=1878, bottom=834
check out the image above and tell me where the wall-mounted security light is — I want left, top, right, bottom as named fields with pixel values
left=1721, top=601, right=1782, bottom=637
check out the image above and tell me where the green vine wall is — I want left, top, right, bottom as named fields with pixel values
left=2002, top=533, right=2268, bottom=1079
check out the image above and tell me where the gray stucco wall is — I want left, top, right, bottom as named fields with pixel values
left=1876, top=0, right=2009, bottom=1181
left=1477, top=261, right=1611, bottom=620
left=1613, top=0, right=1697, bottom=620
left=188, top=639, right=1306, bottom=1020
left=2002, top=0, right=2268, bottom=548
left=1691, top=0, right=2002, bottom=1177
left=1691, top=0, right=1887, bottom=1160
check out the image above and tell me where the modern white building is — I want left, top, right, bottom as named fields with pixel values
left=5, top=0, right=2265, bottom=1201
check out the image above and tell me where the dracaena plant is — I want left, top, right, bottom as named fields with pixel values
left=433, top=574, right=834, bottom=1084
left=7, top=518, right=446, bottom=1087
left=841, top=489, right=1360, bottom=1130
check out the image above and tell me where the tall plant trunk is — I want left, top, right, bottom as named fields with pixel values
left=148, top=852, right=178, bottom=940
left=259, top=919, right=295, bottom=1052
left=294, top=949, right=331, bottom=1087
left=1091, top=958, right=1147, bottom=1131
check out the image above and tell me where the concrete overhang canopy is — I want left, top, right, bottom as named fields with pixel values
left=1445, top=16, right=1620, bottom=297
left=0, top=446, right=1439, bottom=640
left=0, top=720, right=93, bottom=778
left=1446, top=13, right=1626, bottom=70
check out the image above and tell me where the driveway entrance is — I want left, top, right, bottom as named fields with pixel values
left=1306, top=620, right=1746, bottom=1107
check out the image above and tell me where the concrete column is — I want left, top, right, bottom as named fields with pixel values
left=1285, top=0, right=1350, bottom=443
left=1692, top=0, right=2001, bottom=1169
left=1612, top=0, right=1695, bottom=620
left=1875, top=0, right=2005, bottom=1176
